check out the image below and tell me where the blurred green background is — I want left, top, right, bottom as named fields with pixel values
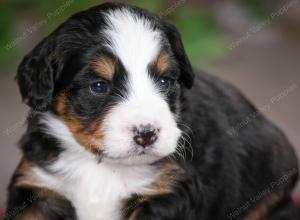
left=0, top=0, right=226, bottom=69
left=1, top=0, right=300, bottom=206
left=0, top=0, right=285, bottom=71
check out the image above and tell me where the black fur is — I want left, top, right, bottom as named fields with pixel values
left=127, top=71, right=299, bottom=219
left=6, top=185, right=76, bottom=220
left=7, top=2, right=298, bottom=220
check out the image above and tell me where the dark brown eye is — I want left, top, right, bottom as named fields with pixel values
left=158, top=77, right=171, bottom=91
left=90, top=81, right=109, bottom=94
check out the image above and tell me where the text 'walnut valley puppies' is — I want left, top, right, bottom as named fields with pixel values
left=5, top=2, right=299, bottom=220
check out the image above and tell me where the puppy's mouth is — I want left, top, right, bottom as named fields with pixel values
left=102, top=149, right=163, bottom=166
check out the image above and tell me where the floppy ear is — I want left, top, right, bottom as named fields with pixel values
left=163, top=21, right=194, bottom=89
left=16, top=38, right=58, bottom=112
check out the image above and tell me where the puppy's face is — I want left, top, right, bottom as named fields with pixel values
left=17, top=3, right=194, bottom=165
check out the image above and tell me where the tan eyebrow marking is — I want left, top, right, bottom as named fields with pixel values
left=155, top=51, right=171, bottom=75
left=92, top=56, right=116, bottom=81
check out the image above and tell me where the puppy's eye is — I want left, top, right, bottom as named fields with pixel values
left=157, top=77, right=171, bottom=91
left=90, top=81, right=109, bottom=94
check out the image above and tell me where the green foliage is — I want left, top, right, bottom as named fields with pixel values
left=242, top=0, right=271, bottom=19
left=0, top=0, right=227, bottom=71
left=0, top=1, right=19, bottom=68
left=174, top=8, right=226, bottom=65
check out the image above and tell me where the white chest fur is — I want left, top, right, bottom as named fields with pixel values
left=32, top=151, right=157, bottom=220
left=32, top=113, right=158, bottom=220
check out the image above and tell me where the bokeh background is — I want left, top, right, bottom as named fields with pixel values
left=1, top=0, right=300, bottom=207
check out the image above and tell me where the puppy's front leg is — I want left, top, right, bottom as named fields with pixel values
left=6, top=185, right=76, bottom=220
left=126, top=192, right=199, bottom=220
left=5, top=160, right=76, bottom=220
left=125, top=169, right=202, bottom=220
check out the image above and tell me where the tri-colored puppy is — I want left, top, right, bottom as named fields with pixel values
left=6, top=2, right=299, bottom=220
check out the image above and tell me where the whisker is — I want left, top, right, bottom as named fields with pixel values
left=178, top=130, right=194, bottom=161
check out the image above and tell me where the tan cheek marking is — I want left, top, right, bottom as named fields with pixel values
left=92, top=56, right=116, bottom=81
left=155, top=52, right=171, bottom=75
left=55, top=95, right=106, bottom=153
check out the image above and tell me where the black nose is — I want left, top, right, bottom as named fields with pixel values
left=133, top=124, right=158, bottom=147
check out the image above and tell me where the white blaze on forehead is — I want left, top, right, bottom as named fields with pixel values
left=102, top=9, right=181, bottom=163
left=103, top=9, right=161, bottom=81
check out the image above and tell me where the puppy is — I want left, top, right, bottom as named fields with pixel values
left=5, top=3, right=299, bottom=220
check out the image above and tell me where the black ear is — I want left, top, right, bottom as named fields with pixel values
left=16, top=38, right=57, bottom=112
left=163, top=21, right=194, bottom=89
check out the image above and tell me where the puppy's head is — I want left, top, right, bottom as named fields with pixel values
left=17, top=3, right=194, bottom=165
